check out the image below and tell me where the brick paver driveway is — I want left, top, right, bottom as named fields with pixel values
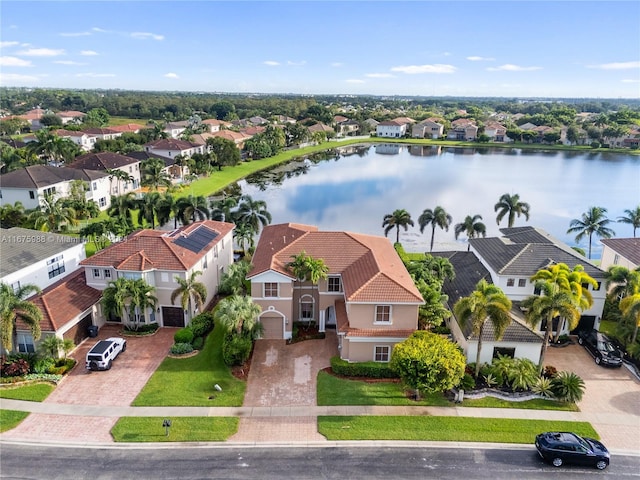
left=230, top=329, right=338, bottom=442
left=545, top=342, right=640, bottom=452
left=2, top=324, right=175, bottom=443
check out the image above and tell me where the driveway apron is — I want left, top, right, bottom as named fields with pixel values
left=1, top=325, right=175, bottom=443
left=229, top=330, right=339, bottom=442
left=544, top=343, right=640, bottom=452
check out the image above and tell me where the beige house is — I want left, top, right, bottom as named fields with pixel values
left=248, top=223, right=424, bottom=363
left=411, top=119, right=444, bottom=139
left=600, top=238, right=640, bottom=271
left=446, top=118, right=478, bottom=141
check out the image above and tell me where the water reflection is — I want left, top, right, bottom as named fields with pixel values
left=233, top=145, right=640, bottom=258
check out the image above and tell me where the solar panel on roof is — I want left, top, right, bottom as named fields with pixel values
left=173, top=226, right=218, bottom=253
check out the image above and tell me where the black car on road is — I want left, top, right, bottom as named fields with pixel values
left=535, top=431, right=610, bottom=470
left=577, top=329, right=623, bottom=367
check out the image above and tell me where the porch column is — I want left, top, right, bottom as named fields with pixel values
left=319, top=309, right=325, bottom=333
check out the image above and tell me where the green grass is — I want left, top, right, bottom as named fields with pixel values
left=462, top=397, right=579, bottom=411
left=111, top=417, right=238, bottom=442
left=0, top=410, right=29, bottom=432
left=108, top=117, right=148, bottom=126
left=0, top=383, right=55, bottom=402
left=598, top=320, right=618, bottom=339
left=317, top=371, right=449, bottom=406
left=318, top=416, right=599, bottom=443
left=132, top=324, right=245, bottom=406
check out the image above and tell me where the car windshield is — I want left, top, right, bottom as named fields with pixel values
left=574, top=434, right=591, bottom=452
left=598, top=341, right=616, bottom=352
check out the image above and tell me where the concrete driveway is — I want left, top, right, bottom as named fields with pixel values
left=230, top=330, right=339, bottom=442
left=544, top=343, right=640, bottom=452
left=2, top=324, right=175, bottom=443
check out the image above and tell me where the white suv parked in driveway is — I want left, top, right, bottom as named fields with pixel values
left=85, top=337, right=126, bottom=371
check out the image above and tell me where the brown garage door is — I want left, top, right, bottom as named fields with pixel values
left=162, top=307, right=185, bottom=327
left=63, top=313, right=93, bottom=346
left=260, top=315, right=283, bottom=339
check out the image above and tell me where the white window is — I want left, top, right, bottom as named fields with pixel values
left=375, top=305, right=391, bottom=323
left=374, top=345, right=390, bottom=362
left=17, top=333, right=35, bottom=353
left=300, top=295, right=314, bottom=321
left=518, top=278, right=527, bottom=287
left=99, top=197, right=107, bottom=207
left=10, top=281, right=20, bottom=293
left=120, top=272, right=142, bottom=280
left=93, top=268, right=101, bottom=278
left=507, top=278, right=515, bottom=287
left=104, top=269, right=111, bottom=279
left=47, top=255, right=65, bottom=279
left=264, top=283, right=278, bottom=297
left=328, top=276, right=341, bottom=293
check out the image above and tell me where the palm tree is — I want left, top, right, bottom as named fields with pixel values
left=233, top=222, right=255, bottom=254
left=171, top=271, right=208, bottom=322
left=27, top=129, right=78, bottom=165
left=28, top=192, right=78, bottom=232
left=210, top=195, right=238, bottom=222
left=0, top=201, right=27, bottom=228
left=236, top=195, right=272, bottom=234
left=453, top=279, right=512, bottom=378
left=107, top=192, right=136, bottom=230
left=0, top=282, right=42, bottom=353
left=604, top=266, right=640, bottom=300
left=176, top=194, right=210, bottom=225
left=454, top=214, right=487, bottom=250
left=141, top=157, right=171, bottom=191
left=101, top=277, right=130, bottom=323
left=418, top=206, right=452, bottom=252
left=214, top=295, right=262, bottom=338
left=494, top=193, right=531, bottom=228
left=620, top=288, right=640, bottom=344
left=567, top=206, right=615, bottom=259
left=618, top=206, right=640, bottom=237
left=382, top=209, right=414, bottom=244
left=126, top=279, right=158, bottom=330
left=106, top=168, right=134, bottom=195
left=157, top=192, right=179, bottom=229
left=78, top=221, right=110, bottom=250
left=286, top=251, right=329, bottom=284
left=136, top=191, right=161, bottom=229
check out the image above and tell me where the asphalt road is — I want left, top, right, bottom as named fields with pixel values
left=1, top=444, right=639, bottom=480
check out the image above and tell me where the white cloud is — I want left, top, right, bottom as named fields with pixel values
left=346, top=79, right=365, bottom=84
left=0, top=72, right=40, bottom=83
left=467, top=56, right=495, bottom=61
left=80, top=50, right=99, bottom=56
left=92, top=27, right=109, bottom=33
left=331, top=62, right=343, bottom=67
left=164, top=72, right=179, bottom=79
left=622, top=78, right=640, bottom=83
left=365, top=73, right=395, bottom=78
left=131, top=32, right=165, bottom=41
left=287, top=60, right=306, bottom=66
left=263, top=60, right=280, bottom=66
left=76, top=73, right=116, bottom=78
left=390, top=64, right=456, bottom=74
left=587, top=61, right=640, bottom=70
left=60, top=32, right=91, bottom=37
left=0, top=41, right=19, bottom=48
left=0, top=56, right=32, bottom=67
left=486, top=64, right=542, bottom=72
left=17, top=48, right=65, bottom=57
left=54, top=60, right=87, bottom=65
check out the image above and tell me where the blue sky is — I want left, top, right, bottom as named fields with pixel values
left=1, top=1, right=639, bottom=98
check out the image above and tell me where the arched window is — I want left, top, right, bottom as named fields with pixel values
left=299, top=294, right=314, bottom=322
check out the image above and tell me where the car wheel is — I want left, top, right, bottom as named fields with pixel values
left=595, top=460, right=608, bottom=470
left=89, top=361, right=98, bottom=371
left=595, top=357, right=601, bottom=365
left=106, top=360, right=112, bottom=370
left=551, top=457, right=563, bottom=467
left=578, top=337, right=583, bottom=345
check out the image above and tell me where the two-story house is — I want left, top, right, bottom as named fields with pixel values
left=67, top=152, right=141, bottom=195
left=248, top=223, right=424, bottom=363
left=80, top=220, right=235, bottom=328
left=143, top=138, right=205, bottom=160
left=483, top=121, right=510, bottom=142
left=600, top=238, right=640, bottom=271
left=56, top=110, right=86, bottom=125
left=446, top=119, right=478, bottom=141
left=163, top=121, right=190, bottom=139
left=376, top=120, right=407, bottom=138
left=411, top=118, right=444, bottom=139
left=469, top=226, right=607, bottom=335
left=0, top=165, right=110, bottom=210
left=81, top=127, right=123, bottom=141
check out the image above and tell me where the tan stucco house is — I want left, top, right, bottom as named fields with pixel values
left=247, top=223, right=424, bottom=363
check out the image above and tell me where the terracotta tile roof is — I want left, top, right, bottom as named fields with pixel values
left=81, top=127, right=120, bottom=135
left=56, top=110, right=86, bottom=118
left=390, top=117, right=416, bottom=125
left=600, top=238, right=640, bottom=266
left=239, top=126, right=266, bottom=136
left=378, top=120, right=403, bottom=126
left=80, top=220, right=234, bottom=271
left=67, top=152, right=138, bottom=170
left=53, top=129, right=87, bottom=137
left=202, top=119, right=230, bottom=126
left=23, top=269, right=101, bottom=332
left=109, top=123, right=146, bottom=133
left=307, top=123, right=335, bottom=133
left=209, top=130, right=250, bottom=142
left=249, top=223, right=423, bottom=304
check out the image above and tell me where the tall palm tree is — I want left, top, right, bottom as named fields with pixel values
left=620, top=287, right=640, bottom=344
left=454, top=214, right=487, bottom=250
left=210, top=195, right=238, bottom=222
left=28, top=192, right=78, bottom=232
left=494, top=193, right=531, bottom=228
left=107, top=192, right=136, bottom=230
left=604, top=266, right=640, bottom=300
left=0, top=201, right=27, bottom=228
left=136, top=191, right=161, bottom=229
left=382, top=209, right=414, bottom=244
left=286, top=251, right=329, bottom=284
left=141, top=157, right=171, bottom=191
left=171, top=271, right=208, bottom=322
left=126, top=279, right=158, bottom=330
left=27, top=129, right=78, bottom=165
left=176, top=194, right=210, bottom=225
left=101, top=278, right=131, bottom=323
left=418, top=206, right=452, bottom=252
left=236, top=194, right=272, bottom=234
left=618, top=206, right=640, bottom=237
left=567, top=206, right=615, bottom=259
left=0, top=282, right=42, bottom=353
left=106, top=168, right=134, bottom=195
left=453, top=279, right=512, bottom=378
left=233, top=222, right=255, bottom=254
left=157, top=192, right=179, bottom=229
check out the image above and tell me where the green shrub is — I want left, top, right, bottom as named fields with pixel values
left=170, top=343, right=194, bottom=355
left=532, top=377, right=554, bottom=398
left=551, top=371, right=585, bottom=403
left=431, top=325, right=451, bottom=335
left=124, top=323, right=159, bottom=334
left=189, top=312, right=214, bottom=337
left=222, top=334, right=252, bottom=366
left=506, top=358, right=539, bottom=391
left=330, top=356, right=398, bottom=379
left=192, top=336, right=204, bottom=350
left=458, top=373, right=476, bottom=391
left=174, top=328, right=194, bottom=344
left=32, top=357, right=55, bottom=374
left=24, top=373, right=63, bottom=383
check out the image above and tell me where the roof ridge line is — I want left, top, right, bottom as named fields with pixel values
left=498, top=243, right=529, bottom=274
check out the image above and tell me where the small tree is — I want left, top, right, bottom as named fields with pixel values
left=390, top=331, right=465, bottom=400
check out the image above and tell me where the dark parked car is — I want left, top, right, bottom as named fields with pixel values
left=577, top=329, right=623, bottom=367
left=535, top=432, right=610, bottom=470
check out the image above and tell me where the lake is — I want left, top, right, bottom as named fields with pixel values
left=233, top=144, right=640, bottom=259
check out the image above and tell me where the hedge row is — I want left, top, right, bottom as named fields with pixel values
left=330, top=356, right=398, bottom=379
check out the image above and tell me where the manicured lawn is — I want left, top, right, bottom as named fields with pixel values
left=462, top=397, right=579, bottom=411
left=0, top=410, right=29, bottom=433
left=317, top=371, right=449, bottom=407
left=318, top=416, right=599, bottom=443
left=132, top=324, right=245, bottom=406
left=108, top=117, right=147, bottom=126
left=111, top=417, right=238, bottom=442
left=598, top=320, right=618, bottom=339
left=0, top=383, right=55, bottom=402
